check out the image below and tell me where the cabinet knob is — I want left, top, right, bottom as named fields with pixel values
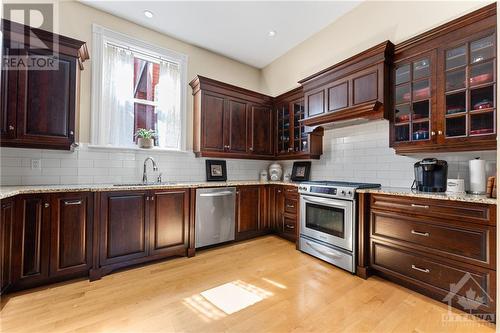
left=44, top=203, right=50, bottom=208
left=8, top=125, right=14, bottom=131
left=438, top=130, right=443, bottom=135
left=431, top=131, right=436, bottom=136
left=69, top=130, right=74, bottom=136
left=249, top=147, right=254, bottom=151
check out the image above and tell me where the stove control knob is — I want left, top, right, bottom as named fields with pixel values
left=341, top=190, right=346, bottom=195
left=348, top=191, right=352, bottom=196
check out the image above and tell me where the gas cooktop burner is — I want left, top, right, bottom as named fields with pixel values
left=300, top=181, right=381, bottom=189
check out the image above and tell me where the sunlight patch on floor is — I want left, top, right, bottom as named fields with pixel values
left=183, top=280, right=273, bottom=321
left=262, top=277, right=287, bottom=289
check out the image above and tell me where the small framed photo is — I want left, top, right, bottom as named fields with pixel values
left=291, top=161, right=311, bottom=181
left=206, top=160, right=227, bottom=181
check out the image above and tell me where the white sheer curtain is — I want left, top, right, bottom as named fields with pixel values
left=155, top=61, right=181, bottom=149
left=98, top=44, right=135, bottom=146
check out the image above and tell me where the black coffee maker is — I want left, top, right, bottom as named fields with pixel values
left=413, top=158, right=448, bottom=192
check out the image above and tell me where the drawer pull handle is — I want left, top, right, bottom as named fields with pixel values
left=64, top=200, right=82, bottom=206
left=285, top=224, right=295, bottom=229
left=411, top=264, right=430, bottom=273
left=411, top=230, right=430, bottom=237
left=411, top=204, right=429, bottom=209
left=286, top=189, right=296, bottom=192
left=286, top=204, right=295, bottom=208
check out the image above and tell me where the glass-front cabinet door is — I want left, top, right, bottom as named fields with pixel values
left=441, top=32, right=496, bottom=144
left=393, top=52, right=436, bottom=147
left=291, top=98, right=307, bottom=153
left=276, top=102, right=291, bottom=154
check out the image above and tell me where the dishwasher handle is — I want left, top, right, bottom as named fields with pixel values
left=199, top=191, right=234, bottom=197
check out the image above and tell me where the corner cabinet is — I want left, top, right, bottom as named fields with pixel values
left=299, top=41, right=394, bottom=127
left=190, top=76, right=274, bottom=159
left=390, top=4, right=497, bottom=153
left=0, top=19, right=88, bottom=150
left=275, top=87, right=323, bottom=159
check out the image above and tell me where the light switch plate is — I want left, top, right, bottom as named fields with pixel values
left=31, top=159, right=41, bottom=170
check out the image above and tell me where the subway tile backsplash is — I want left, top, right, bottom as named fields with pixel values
left=0, top=120, right=496, bottom=189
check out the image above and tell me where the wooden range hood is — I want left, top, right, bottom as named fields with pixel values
left=299, top=40, right=394, bottom=127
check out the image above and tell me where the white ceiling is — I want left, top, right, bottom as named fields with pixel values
left=81, top=1, right=361, bottom=68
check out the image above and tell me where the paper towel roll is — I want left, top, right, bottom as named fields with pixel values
left=469, top=158, right=486, bottom=194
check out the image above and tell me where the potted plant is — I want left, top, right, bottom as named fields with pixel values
left=135, top=128, right=156, bottom=149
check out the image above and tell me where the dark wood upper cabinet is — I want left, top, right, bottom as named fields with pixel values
left=0, top=19, right=88, bottom=150
left=49, top=192, right=92, bottom=277
left=299, top=41, right=394, bottom=127
left=249, top=104, right=273, bottom=156
left=390, top=4, right=496, bottom=153
left=274, top=87, right=323, bottom=159
left=190, top=76, right=274, bottom=159
left=149, top=189, right=190, bottom=255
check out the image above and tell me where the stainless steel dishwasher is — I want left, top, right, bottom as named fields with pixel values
left=195, top=187, right=236, bottom=248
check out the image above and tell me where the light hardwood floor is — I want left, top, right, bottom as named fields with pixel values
left=0, top=236, right=495, bottom=333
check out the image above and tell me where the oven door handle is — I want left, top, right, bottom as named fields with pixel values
left=301, top=196, right=350, bottom=208
left=305, top=241, right=343, bottom=259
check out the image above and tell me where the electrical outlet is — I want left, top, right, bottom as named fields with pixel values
left=31, top=159, right=41, bottom=170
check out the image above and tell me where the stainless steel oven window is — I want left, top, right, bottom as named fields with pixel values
left=305, top=202, right=345, bottom=238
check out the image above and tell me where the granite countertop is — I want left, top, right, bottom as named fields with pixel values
left=356, top=187, right=497, bottom=205
left=0, top=180, right=299, bottom=200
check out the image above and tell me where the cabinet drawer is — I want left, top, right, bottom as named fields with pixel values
left=283, top=217, right=296, bottom=234
left=371, top=194, right=495, bottom=225
left=284, top=186, right=298, bottom=195
left=371, top=211, right=495, bottom=268
left=371, top=241, right=495, bottom=311
left=284, top=198, right=298, bottom=215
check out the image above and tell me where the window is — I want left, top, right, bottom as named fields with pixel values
left=91, top=25, right=187, bottom=150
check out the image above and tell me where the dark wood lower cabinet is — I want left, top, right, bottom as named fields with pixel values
left=149, top=189, right=189, bottom=255
left=1, top=199, right=14, bottom=293
left=50, top=193, right=93, bottom=277
left=236, top=186, right=262, bottom=240
left=358, top=193, right=496, bottom=319
left=99, top=191, right=149, bottom=266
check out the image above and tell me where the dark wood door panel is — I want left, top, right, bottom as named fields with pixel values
left=236, top=186, right=261, bottom=239
left=227, top=99, right=248, bottom=153
left=12, top=195, right=51, bottom=284
left=201, top=92, right=225, bottom=151
left=352, top=71, right=378, bottom=105
left=371, top=194, right=495, bottom=225
left=1, top=42, right=18, bottom=141
left=1, top=200, right=14, bottom=293
left=16, top=50, right=76, bottom=147
left=371, top=210, right=494, bottom=267
left=250, top=105, right=273, bottom=155
left=150, top=190, right=189, bottom=255
left=50, top=193, right=92, bottom=276
left=306, top=90, right=325, bottom=117
left=100, top=192, right=148, bottom=265
left=371, top=241, right=495, bottom=311
left=328, top=82, right=348, bottom=111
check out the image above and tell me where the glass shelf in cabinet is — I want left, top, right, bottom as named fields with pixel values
left=446, top=45, right=467, bottom=70
left=413, top=79, right=431, bottom=101
left=445, top=116, right=466, bottom=137
left=470, top=35, right=495, bottom=64
left=445, top=68, right=466, bottom=92
left=469, top=61, right=494, bottom=87
left=395, top=124, right=410, bottom=142
left=412, top=122, right=430, bottom=141
left=394, top=103, right=411, bottom=123
left=471, top=85, right=494, bottom=111
left=413, top=59, right=431, bottom=80
left=446, top=91, right=466, bottom=115
left=395, top=64, right=410, bottom=85
left=395, top=84, right=410, bottom=104
left=413, top=100, right=430, bottom=120
left=470, top=111, right=495, bottom=135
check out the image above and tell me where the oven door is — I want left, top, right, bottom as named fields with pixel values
left=300, top=194, right=354, bottom=251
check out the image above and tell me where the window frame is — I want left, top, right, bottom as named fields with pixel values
left=90, top=24, right=188, bottom=151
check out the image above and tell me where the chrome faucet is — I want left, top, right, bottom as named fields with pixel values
left=142, top=157, right=159, bottom=184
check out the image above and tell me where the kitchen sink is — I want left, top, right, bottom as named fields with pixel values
left=113, top=182, right=179, bottom=187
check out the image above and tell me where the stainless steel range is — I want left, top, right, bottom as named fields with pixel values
left=298, top=181, right=381, bottom=273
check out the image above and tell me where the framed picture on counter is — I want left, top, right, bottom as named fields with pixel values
left=206, top=160, right=227, bottom=181
left=291, top=161, right=311, bottom=181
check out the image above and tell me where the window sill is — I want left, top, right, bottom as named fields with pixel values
left=84, top=144, right=191, bottom=154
